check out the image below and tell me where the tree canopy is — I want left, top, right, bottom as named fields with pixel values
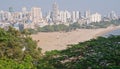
left=0, top=27, right=41, bottom=69
left=38, top=36, right=120, bottom=69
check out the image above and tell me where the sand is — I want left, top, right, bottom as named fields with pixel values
left=31, top=26, right=120, bottom=53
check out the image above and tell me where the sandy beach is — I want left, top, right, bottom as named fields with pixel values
left=31, top=26, right=120, bottom=53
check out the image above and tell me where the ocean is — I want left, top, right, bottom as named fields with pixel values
left=103, top=29, right=120, bottom=37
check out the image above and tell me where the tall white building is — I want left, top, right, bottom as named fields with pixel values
left=0, top=11, right=6, bottom=21
left=21, top=7, right=31, bottom=23
left=52, top=2, right=59, bottom=23
left=46, top=11, right=52, bottom=23
left=30, top=7, right=43, bottom=23
left=59, top=10, right=71, bottom=23
left=90, top=13, right=101, bottom=23
left=72, top=11, right=81, bottom=22
left=85, top=10, right=91, bottom=18
left=72, top=11, right=76, bottom=22
left=65, top=11, right=71, bottom=19
left=76, top=11, right=81, bottom=19
left=0, top=11, right=12, bottom=21
left=59, top=11, right=67, bottom=23
left=108, top=11, right=118, bottom=20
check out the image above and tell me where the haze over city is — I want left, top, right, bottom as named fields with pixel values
left=0, top=0, right=120, bottom=15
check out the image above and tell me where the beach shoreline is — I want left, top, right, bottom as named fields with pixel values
left=31, top=26, right=120, bottom=53
left=93, top=25, right=120, bottom=38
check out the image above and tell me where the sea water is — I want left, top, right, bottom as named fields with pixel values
left=103, top=29, right=120, bottom=37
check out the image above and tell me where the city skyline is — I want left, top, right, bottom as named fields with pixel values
left=0, top=0, right=120, bottom=15
left=0, top=0, right=119, bottom=30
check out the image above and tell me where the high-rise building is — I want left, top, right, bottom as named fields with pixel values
left=84, top=10, right=91, bottom=18
left=90, top=13, right=101, bottom=23
left=108, top=11, right=118, bottom=20
left=59, top=10, right=71, bottom=23
left=72, top=11, right=76, bottom=22
left=59, top=11, right=67, bottom=23
left=84, top=10, right=91, bottom=23
left=71, top=11, right=81, bottom=22
left=76, top=11, right=81, bottom=19
left=46, top=11, right=52, bottom=23
left=52, top=1, right=59, bottom=23
left=65, top=11, right=71, bottom=22
left=30, top=7, right=43, bottom=23
left=0, top=11, right=12, bottom=21
left=21, top=7, right=30, bottom=23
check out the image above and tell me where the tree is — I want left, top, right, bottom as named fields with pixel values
left=0, top=27, right=42, bottom=69
left=38, top=36, right=120, bottom=69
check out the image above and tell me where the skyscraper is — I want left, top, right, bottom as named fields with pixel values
left=71, top=11, right=81, bottom=22
left=72, top=11, right=76, bottom=22
left=85, top=10, right=91, bottom=18
left=52, top=1, right=59, bottom=23
left=84, top=10, right=91, bottom=23
left=76, top=11, right=81, bottom=19
left=59, top=11, right=67, bottom=23
left=31, top=7, right=42, bottom=23
left=90, top=13, right=101, bottom=23
left=108, top=11, right=118, bottom=20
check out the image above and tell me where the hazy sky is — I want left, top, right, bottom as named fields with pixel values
left=0, top=0, right=120, bottom=15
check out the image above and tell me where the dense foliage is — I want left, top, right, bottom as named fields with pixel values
left=39, top=35, right=120, bottom=69
left=35, top=23, right=83, bottom=32
left=37, top=24, right=69, bottom=32
left=0, top=27, right=41, bottom=69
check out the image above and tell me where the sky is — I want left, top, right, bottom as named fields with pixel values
left=0, top=0, right=120, bottom=15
